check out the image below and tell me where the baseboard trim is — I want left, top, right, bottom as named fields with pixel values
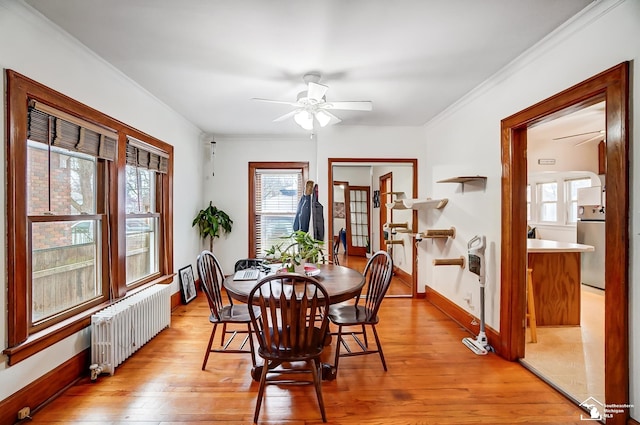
left=425, top=285, right=499, bottom=352
left=0, top=349, right=89, bottom=425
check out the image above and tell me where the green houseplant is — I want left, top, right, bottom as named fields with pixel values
left=192, top=202, right=233, bottom=251
left=265, top=230, right=324, bottom=272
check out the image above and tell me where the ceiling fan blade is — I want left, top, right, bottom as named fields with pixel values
left=272, top=109, right=300, bottom=122
left=574, top=133, right=605, bottom=147
left=323, top=101, right=373, bottom=111
left=323, top=110, right=342, bottom=124
left=553, top=130, right=603, bottom=141
left=307, top=82, right=328, bottom=102
left=252, top=98, right=300, bottom=107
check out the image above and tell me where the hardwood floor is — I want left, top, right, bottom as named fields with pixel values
left=27, top=286, right=587, bottom=424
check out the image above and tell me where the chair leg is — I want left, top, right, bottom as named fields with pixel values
left=253, top=359, right=269, bottom=424
left=247, top=323, right=257, bottom=367
left=333, top=325, right=343, bottom=377
left=202, top=323, right=218, bottom=370
left=361, top=324, right=368, bottom=347
left=371, top=324, right=387, bottom=371
left=310, top=358, right=327, bottom=422
left=220, top=323, right=228, bottom=346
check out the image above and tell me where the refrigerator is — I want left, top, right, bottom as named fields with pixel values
left=576, top=188, right=605, bottom=290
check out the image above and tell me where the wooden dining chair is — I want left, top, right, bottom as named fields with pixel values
left=197, top=250, right=260, bottom=370
left=248, top=273, right=330, bottom=424
left=328, top=250, right=393, bottom=377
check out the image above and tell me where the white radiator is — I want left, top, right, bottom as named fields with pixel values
left=91, top=284, right=171, bottom=376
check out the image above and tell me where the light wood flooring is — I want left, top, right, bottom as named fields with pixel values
left=522, top=285, right=605, bottom=404
left=27, top=283, right=588, bottom=424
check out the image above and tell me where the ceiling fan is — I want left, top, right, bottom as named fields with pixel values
left=252, top=72, right=373, bottom=130
left=552, top=129, right=605, bottom=147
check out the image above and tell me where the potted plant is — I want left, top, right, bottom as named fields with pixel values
left=265, top=230, right=324, bottom=273
left=192, top=202, right=233, bottom=251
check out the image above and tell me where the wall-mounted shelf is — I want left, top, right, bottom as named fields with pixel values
left=437, top=176, right=487, bottom=193
left=385, top=198, right=448, bottom=210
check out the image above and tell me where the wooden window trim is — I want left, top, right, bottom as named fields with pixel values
left=4, top=69, right=174, bottom=364
left=248, top=162, right=309, bottom=258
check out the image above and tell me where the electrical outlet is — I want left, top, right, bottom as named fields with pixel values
left=17, top=407, right=30, bottom=420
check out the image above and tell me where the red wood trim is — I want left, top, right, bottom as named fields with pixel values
left=627, top=418, right=640, bottom=425
left=0, top=350, right=89, bottom=425
left=425, top=286, right=499, bottom=347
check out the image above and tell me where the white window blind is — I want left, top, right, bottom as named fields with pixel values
left=254, top=169, right=303, bottom=255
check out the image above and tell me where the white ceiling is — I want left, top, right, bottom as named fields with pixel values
left=25, top=0, right=595, bottom=136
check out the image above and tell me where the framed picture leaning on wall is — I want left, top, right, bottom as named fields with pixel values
left=179, top=265, right=197, bottom=304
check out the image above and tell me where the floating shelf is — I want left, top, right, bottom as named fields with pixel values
left=385, top=198, right=448, bottom=210
left=437, top=176, right=487, bottom=193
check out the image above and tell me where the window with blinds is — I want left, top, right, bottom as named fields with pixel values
left=125, top=137, right=167, bottom=285
left=250, top=163, right=308, bottom=257
left=26, top=100, right=111, bottom=330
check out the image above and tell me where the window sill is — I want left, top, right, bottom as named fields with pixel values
left=3, top=274, right=175, bottom=366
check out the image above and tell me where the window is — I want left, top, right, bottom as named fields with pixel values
left=5, top=70, right=174, bottom=364
left=528, top=173, right=597, bottom=226
left=249, top=162, right=309, bottom=258
left=125, top=138, right=169, bottom=285
left=537, top=181, right=557, bottom=222
left=25, top=104, right=113, bottom=332
left=566, top=178, right=591, bottom=223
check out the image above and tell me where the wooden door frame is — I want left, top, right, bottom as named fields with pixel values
left=379, top=172, right=393, bottom=252
left=499, top=63, right=628, bottom=422
left=328, top=158, right=418, bottom=297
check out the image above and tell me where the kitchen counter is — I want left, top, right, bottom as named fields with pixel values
left=527, top=239, right=594, bottom=326
left=527, top=239, right=595, bottom=253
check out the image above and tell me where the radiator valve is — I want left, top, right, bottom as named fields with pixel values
left=90, top=363, right=103, bottom=381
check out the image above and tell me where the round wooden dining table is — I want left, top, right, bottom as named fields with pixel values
left=224, top=263, right=364, bottom=381
left=223, top=263, right=365, bottom=305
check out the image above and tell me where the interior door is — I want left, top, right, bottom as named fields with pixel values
left=347, top=186, right=370, bottom=257
left=379, top=173, right=392, bottom=252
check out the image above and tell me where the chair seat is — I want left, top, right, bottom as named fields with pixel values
left=209, top=304, right=259, bottom=324
left=328, top=304, right=378, bottom=326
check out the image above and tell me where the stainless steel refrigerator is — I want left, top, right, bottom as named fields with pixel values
left=576, top=205, right=605, bottom=290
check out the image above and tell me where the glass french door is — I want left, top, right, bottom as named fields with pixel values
left=347, top=186, right=370, bottom=257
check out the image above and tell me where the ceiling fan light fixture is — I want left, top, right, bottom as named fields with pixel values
left=294, top=110, right=314, bottom=130
left=315, top=110, right=331, bottom=127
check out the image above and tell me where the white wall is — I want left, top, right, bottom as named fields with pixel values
left=211, top=126, right=426, bottom=273
left=0, top=0, right=204, bottom=401
left=421, top=0, right=639, bottom=417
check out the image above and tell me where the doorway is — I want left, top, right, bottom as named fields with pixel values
left=328, top=158, right=418, bottom=298
left=499, top=63, right=629, bottom=422
left=522, top=102, right=606, bottom=403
